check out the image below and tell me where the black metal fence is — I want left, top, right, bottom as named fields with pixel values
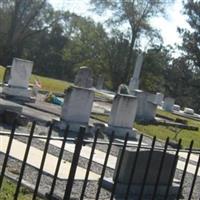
left=0, top=121, right=199, bottom=200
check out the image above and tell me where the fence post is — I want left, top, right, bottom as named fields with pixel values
left=63, top=126, right=85, bottom=200
left=80, top=129, right=99, bottom=200
left=0, top=120, right=17, bottom=189
left=48, top=126, right=69, bottom=199
left=95, top=132, right=114, bottom=200
left=32, top=122, right=54, bottom=200
left=14, top=121, right=36, bottom=200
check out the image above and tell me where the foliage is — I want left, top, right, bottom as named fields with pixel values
left=165, top=0, right=200, bottom=111
left=90, top=0, right=171, bottom=83
left=140, top=45, right=172, bottom=93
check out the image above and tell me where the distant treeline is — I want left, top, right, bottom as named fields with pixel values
left=0, top=1, right=200, bottom=111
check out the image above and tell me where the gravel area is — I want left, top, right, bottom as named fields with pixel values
left=0, top=123, right=199, bottom=199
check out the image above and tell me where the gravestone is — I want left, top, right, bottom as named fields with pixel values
left=102, top=148, right=179, bottom=197
left=134, top=90, right=158, bottom=123
left=60, top=86, right=94, bottom=132
left=173, top=104, right=180, bottom=111
left=129, top=53, right=144, bottom=93
left=96, top=75, right=104, bottom=90
left=163, top=97, right=175, bottom=112
left=155, top=92, right=164, bottom=106
left=2, top=58, right=33, bottom=100
left=106, top=94, right=137, bottom=139
left=184, top=107, right=194, bottom=115
left=74, top=66, right=93, bottom=88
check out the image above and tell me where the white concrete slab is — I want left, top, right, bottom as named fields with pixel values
left=0, top=136, right=99, bottom=180
left=48, top=140, right=117, bottom=169
left=178, top=152, right=199, bottom=163
left=48, top=140, right=200, bottom=176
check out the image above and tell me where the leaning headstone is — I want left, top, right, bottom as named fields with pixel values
left=2, top=58, right=33, bottom=100
left=129, top=53, right=144, bottom=93
left=96, top=75, right=104, bottom=90
left=106, top=94, right=137, bottom=139
left=102, top=149, right=180, bottom=197
left=60, top=86, right=94, bottom=132
left=74, top=66, right=93, bottom=88
left=134, top=90, right=158, bottom=123
left=163, top=97, right=175, bottom=112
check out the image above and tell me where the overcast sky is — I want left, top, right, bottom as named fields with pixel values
left=48, top=0, right=190, bottom=48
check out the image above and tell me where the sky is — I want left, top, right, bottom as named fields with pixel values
left=48, top=0, right=190, bottom=48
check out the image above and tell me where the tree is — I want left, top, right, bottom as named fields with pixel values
left=62, top=13, right=109, bottom=81
left=90, top=0, right=171, bottom=83
left=140, top=45, right=171, bottom=93
left=0, top=0, right=59, bottom=65
left=106, top=32, right=136, bottom=90
left=178, top=0, right=200, bottom=69
left=175, top=0, right=200, bottom=111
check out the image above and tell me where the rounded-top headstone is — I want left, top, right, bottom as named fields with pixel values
left=74, top=66, right=93, bottom=88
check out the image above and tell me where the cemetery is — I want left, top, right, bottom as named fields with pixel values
left=0, top=1, right=200, bottom=199
left=0, top=58, right=198, bottom=200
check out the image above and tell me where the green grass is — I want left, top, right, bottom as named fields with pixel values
left=0, top=65, right=5, bottom=81
left=91, top=110, right=200, bottom=148
left=30, top=74, right=72, bottom=93
left=0, top=178, right=42, bottom=200
left=0, top=65, right=71, bottom=93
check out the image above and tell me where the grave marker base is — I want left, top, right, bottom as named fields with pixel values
left=102, top=177, right=180, bottom=197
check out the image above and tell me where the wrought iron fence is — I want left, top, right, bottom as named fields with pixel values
left=0, top=120, right=199, bottom=200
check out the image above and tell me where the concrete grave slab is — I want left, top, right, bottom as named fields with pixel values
left=0, top=135, right=99, bottom=180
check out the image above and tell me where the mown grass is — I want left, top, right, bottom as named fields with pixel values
left=30, top=74, right=72, bottom=93
left=91, top=110, right=200, bottom=148
left=0, top=178, right=42, bottom=200
left=0, top=65, right=71, bottom=93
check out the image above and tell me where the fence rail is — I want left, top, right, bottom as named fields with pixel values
left=0, top=121, right=199, bottom=200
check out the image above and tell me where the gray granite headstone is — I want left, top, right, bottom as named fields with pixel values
left=114, top=149, right=178, bottom=185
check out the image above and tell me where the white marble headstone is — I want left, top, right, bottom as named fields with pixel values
left=8, top=58, right=33, bottom=88
left=134, top=90, right=158, bottom=122
left=163, top=97, right=175, bottom=112
left=61, top=86, right=94, bottom=124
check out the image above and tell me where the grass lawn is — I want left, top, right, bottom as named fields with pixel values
left=0, top=178, right=42, bottom=200
left=0, top=65, right=71, bottom=93
left=92, top=110, right=200, bottom=148
left=30, top=74, right=72, bottom=93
